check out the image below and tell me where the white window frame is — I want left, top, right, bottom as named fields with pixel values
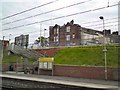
left=54, top=37, right=56, bottom=42
left=54, top=28, right=56, bottom=34
left=54, top=36, right=59, bottom=42
left=66, top=35, right=70, bottom=41
left=56, top=27, right=59, bottom=34
left=73, top=34, right=75, bottom=38
left=56, top=36, right=59, bottom=42
left=66, top=26, right=70, bottom=32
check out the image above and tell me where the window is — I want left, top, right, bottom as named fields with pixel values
left=66, top=26, right=70, bottom=32
left=66, top=35, right=70, bottom=41
left=72, top=42, right=76, bottom=45
left=66, top=43, right=70, bottom=46
left=54, top=36, right=59, bottom=42
left=56, top=28, right=59, bottom=34
left=54, top=28, right=56, bottom=34
left=66, top=41, right=70, bottom=46
left=54, top=37, right=56, bottom=42
left=54, top=42, right=59, bottom=46
left=54, top=27, right=59, bottom=34
left=73, top=34, right=75, bottom=38
left=56, top=36, right=59, bottom=42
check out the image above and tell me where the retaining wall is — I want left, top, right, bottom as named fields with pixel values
left=53, top=65, right=119, bottom=80
left=2, top=64, right=119, bottom=80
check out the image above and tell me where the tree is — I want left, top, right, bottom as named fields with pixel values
left=35, top=36, right=48, bottom=47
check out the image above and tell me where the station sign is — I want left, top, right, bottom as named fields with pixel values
left=38, top=58, right=54, bottom=62
left=38, top=58, right=54, bottom=70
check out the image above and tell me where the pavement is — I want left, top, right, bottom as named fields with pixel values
left=0, top=71, right=119, bottom=90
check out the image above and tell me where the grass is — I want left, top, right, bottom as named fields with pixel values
left=2, top=45, right=119, bottom=67
left=2, top=51, right=35, bottom=64
left=54, top=45, right=119, bottom=67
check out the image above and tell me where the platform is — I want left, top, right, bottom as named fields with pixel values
left=0, top=72, right=119, bottom=90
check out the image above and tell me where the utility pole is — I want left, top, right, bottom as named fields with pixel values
left=3, top=36, right=5, bottom=49
left=40, top=23, right=42, bottom=48
left=44, top=29, right=47, bottom=47
left=99, top=16, right=107, bottom=80
left=2, top=36, right=5, bottom=54
left=1, top=36, right=5, bottom=62
left=9, top=34, right=11, bottom=45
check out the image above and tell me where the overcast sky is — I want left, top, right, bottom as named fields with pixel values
left=0, top=0, right=119, bottom=44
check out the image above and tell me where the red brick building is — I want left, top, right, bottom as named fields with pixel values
left=49, top=20, right=81, bottom=46
left=2, top=40, right=9, bottom=49
left=49, top=20, right=119, bottom=47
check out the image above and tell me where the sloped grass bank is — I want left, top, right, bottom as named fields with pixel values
left=54, top=45, right=119, bottom=67
left=2, top=51, right=35, bottom=64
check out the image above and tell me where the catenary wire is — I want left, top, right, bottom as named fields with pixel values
left=81, top=17, right=119, bottom=25
left=2, top=0, right=93, bottom=25
left=84, top=20, right=118, bottom=27
left=0, top=0, right=59, bottom=20
left=2, top=4, right=118, bottom=31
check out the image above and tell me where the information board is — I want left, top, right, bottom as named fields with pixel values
left=38, top=58, right=54, bottom=70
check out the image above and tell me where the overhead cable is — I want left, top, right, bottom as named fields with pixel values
left=2, top=4, right=118, bottom=31
left=81, top=17, right=119, bottom=25
left=0, top=0, right=59, bottom=20
left=84, top=20, right=118, bottom=27
left=3, top=0, right=92, bottom=25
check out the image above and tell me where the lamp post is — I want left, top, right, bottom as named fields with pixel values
left=44, top=29, right=47, bottom=47
left=2, top=36, right=5, bottom=61
left=3, top=36, right=5, bottom=49
left=9, top=34, right=11, bottom=44
left=99, top=16, right=107, bottom=80
left=40, top=23, right=42, bottom=48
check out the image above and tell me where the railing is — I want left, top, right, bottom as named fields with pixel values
left=8, top=44, right=45, bottom=60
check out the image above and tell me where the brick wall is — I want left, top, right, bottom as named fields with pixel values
left=38, top=69, right=52, bottom=75
left=33, top=48, right=60, bottom=57
left=2, top=64, right=119, bottom=80
left=2, top=64, right=33, bottom=72
left=2, top=64, right=9, bottom=71
left=53, top=65, right=119, bottom=80
left=49, top=20, right=81, bottom=47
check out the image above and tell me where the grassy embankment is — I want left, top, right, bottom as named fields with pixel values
left=2, top=45, right=120, bottom=67
left=54, top=45, right=120, bottom=67
left=2, top=51, right=35, bottom=64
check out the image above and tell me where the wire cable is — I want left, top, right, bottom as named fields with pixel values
left=81, top=17, right=119, bottom=25
left=3, top=0, right=93, bottom=25
left=2, top=4, right=118, bottom=31
left=0, top=0, right=59, bottom=20
left=84, top=20, right=118, bottom=27
left=93, top=24, right=120, bottom=29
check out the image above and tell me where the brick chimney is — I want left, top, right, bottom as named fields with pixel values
left=70, top=20, right=74, bottom=24
left=103, top=29, right=111, bottom=35
left=112, top=31, right=118, bottom=35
